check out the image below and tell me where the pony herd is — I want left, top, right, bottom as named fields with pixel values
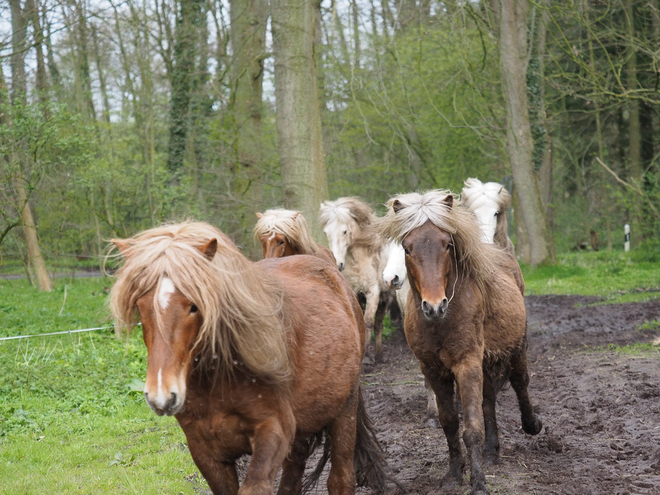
left=109, top=179, right=542, bottom=495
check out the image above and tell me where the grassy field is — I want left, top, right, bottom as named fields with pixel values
left=1, top=250, right=658, bottom=493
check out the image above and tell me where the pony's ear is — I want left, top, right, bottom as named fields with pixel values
left=199, top=238, right=218, bottom=261
left=256, top=212, right=263, bottom=219
left=498, top=187, right=504, bottom=194
left=442, top=194, right=454, bottom=210
left=392, top=199, right=405, bottom=214
left=111, top=239, right=131, bottom=257
left=292, top=212, right=299, bottom=219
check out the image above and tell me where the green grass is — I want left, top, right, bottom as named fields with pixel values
left=522, top=250, right=660, bottom=303
left=0, top=278, right=208, bottom=494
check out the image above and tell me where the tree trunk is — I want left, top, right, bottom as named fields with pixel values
left=271, top=0, right=329, bottom=239
left=9, top=0, right=52, bottom=291
left=498, top=0, right=550, bottom=266
left=25, top=0, right=49, bottom=106
left=625, top=0, right=642, bottom=246
left=230, top=0, right=267, bottom=218
left=167, top=0, right=204, bottom=179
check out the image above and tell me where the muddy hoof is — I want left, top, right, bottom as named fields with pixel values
left=425, top=417, right=439, bottom=428
left=470, top=480, right=490, bottom=495
left=523, top=416, right=543, bottom=435
left=440, top=472, right=462, bottom=492
left=482, top=447, right=499, bottom=466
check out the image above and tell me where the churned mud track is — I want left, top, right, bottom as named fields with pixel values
left=358, top=295, right=660, bottom=495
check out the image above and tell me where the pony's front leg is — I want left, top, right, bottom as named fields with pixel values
left=186, top=438, right=239, bottom=495
left=424, top=378, right=439, bottom=428
left=454, top=359, right=489, bottom=495
left=423, top=364, right=464, bottom=490
left=241, top=417, right=295, bottom=495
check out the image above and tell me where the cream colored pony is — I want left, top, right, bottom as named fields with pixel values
left=319, top=197, right=391, bottom=361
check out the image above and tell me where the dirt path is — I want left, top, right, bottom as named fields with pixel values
left=359, top=295, right=660, bottom=495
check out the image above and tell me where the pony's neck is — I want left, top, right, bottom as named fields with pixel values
left=493, top=214, right=509, bottom=249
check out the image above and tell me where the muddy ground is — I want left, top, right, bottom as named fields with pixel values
left=192, top=295, right=660, bottom=494
left=355, top=295, right=660, bottom=495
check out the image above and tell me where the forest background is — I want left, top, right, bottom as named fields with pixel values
left=1, top=0, right=659, bottom=292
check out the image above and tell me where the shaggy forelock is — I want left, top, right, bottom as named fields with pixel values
left=253, top=209, right=318, bottom=254
left=462, top=178, right=511, bottom=212
left=319, top=197, right=375, bottom=228
left=377, top=190, right=507, bottom=298
left=109, top=221, right=291, bottom=384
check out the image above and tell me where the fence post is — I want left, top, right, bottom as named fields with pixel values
left=624, top=224, right=630, bottom=252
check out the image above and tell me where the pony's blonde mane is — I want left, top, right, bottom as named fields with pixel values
left=109, top=221, right=290, bottom=384
left=253, top=209, right=319, bottom=255
left=377, top=190, right=507, bottom=294
left=319, top=197, right=379, bottom=250
left=461, top=178, right=511, bottom=213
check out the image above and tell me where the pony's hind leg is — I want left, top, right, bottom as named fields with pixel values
left=509, top=338, right=542, bottom=435
left=372, top=293, right=389, bottom=362
left=481, top=370, right=500, bottom=465
left=424, top=365, right=465, bottom=490
left=326, top=393, right=358, bottom=495
left=276, top=436, right=312, bottom=495
left=424, top=378, right=439, bottom=428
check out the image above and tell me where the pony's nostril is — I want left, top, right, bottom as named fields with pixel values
left=169, top=392, right=178, bottom=409
left=338, top=262, right=345, bottom=271
left=392, top=275, right=400, bottom=286
left=422, top=300, right=431, bottom=314
left=440, top=298, right=448, bottom=313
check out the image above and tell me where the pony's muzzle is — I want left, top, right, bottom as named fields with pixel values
left=338, top=262, right=345, bottom=271
left=422, top=298, right=448, bottom=320
left=389, top=275, right=403, bottom=289
left=144, top=390, right=183, bottom=416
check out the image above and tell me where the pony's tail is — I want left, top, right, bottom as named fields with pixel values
left=354, top=386, right=389, bottom=492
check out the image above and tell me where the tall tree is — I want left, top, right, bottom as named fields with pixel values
left=166, top=0, right=204, bottom=180
left=271, top=0, right=329, bottom=239
left=8, top=0, right=52, bottom=291
left=497, top=0, right=551, bottom=266
left=229, top=0, right=268, bottom=221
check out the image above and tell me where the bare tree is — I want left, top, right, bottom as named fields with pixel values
left=497, top=0, right=551, bottom=266
left=8, top=0, right=52, bottom=291
left=271, top=0, right=329, bottom=239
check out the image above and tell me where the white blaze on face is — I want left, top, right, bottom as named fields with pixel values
left=472, top=205, right=498, bottom=244
left=158, top=277, right=176, bottom=310
left=383, top=241, right=407, bottom=287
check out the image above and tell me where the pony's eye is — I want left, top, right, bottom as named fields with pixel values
left=446, top=244, right=453, bottom=251
left=190, top=304, right=198, bottom=314
left=343, top=230, right=347, bottom=235
left=404, top=248, right=410, bottom=256
left=279, top=240, right=285, bottom=246
left=494, top=211, right=500, bottom=217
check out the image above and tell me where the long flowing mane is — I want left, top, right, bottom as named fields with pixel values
left=319, top=197, right=379, bottom=250
left=377, top=190, right=507, bottom=297
left=462, top=178, right=512, bottom=246
left=253, top=209, right=319, bottom=255
left=109, top=221, right=290, bottom=383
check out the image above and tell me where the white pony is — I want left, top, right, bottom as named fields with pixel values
left=320, top=197, right=391, bottom=362
left=382, top=178, right=519, bottom=425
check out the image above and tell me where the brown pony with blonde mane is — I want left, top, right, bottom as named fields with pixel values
left=379, top=191, right=542, bottom=495
left=253, top=209, right=335, bottom=264
left=109, top=221, right=386, bottom=494
left=319, top=197, right=392, bottom=362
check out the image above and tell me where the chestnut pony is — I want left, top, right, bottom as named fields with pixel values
left=253, top=209, right=335, bottom=264
left=109, top=222, right=385, bottom=495
left=319, top=197, right=391, bottom=361
left=379, top=191, right=542, bottom=495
